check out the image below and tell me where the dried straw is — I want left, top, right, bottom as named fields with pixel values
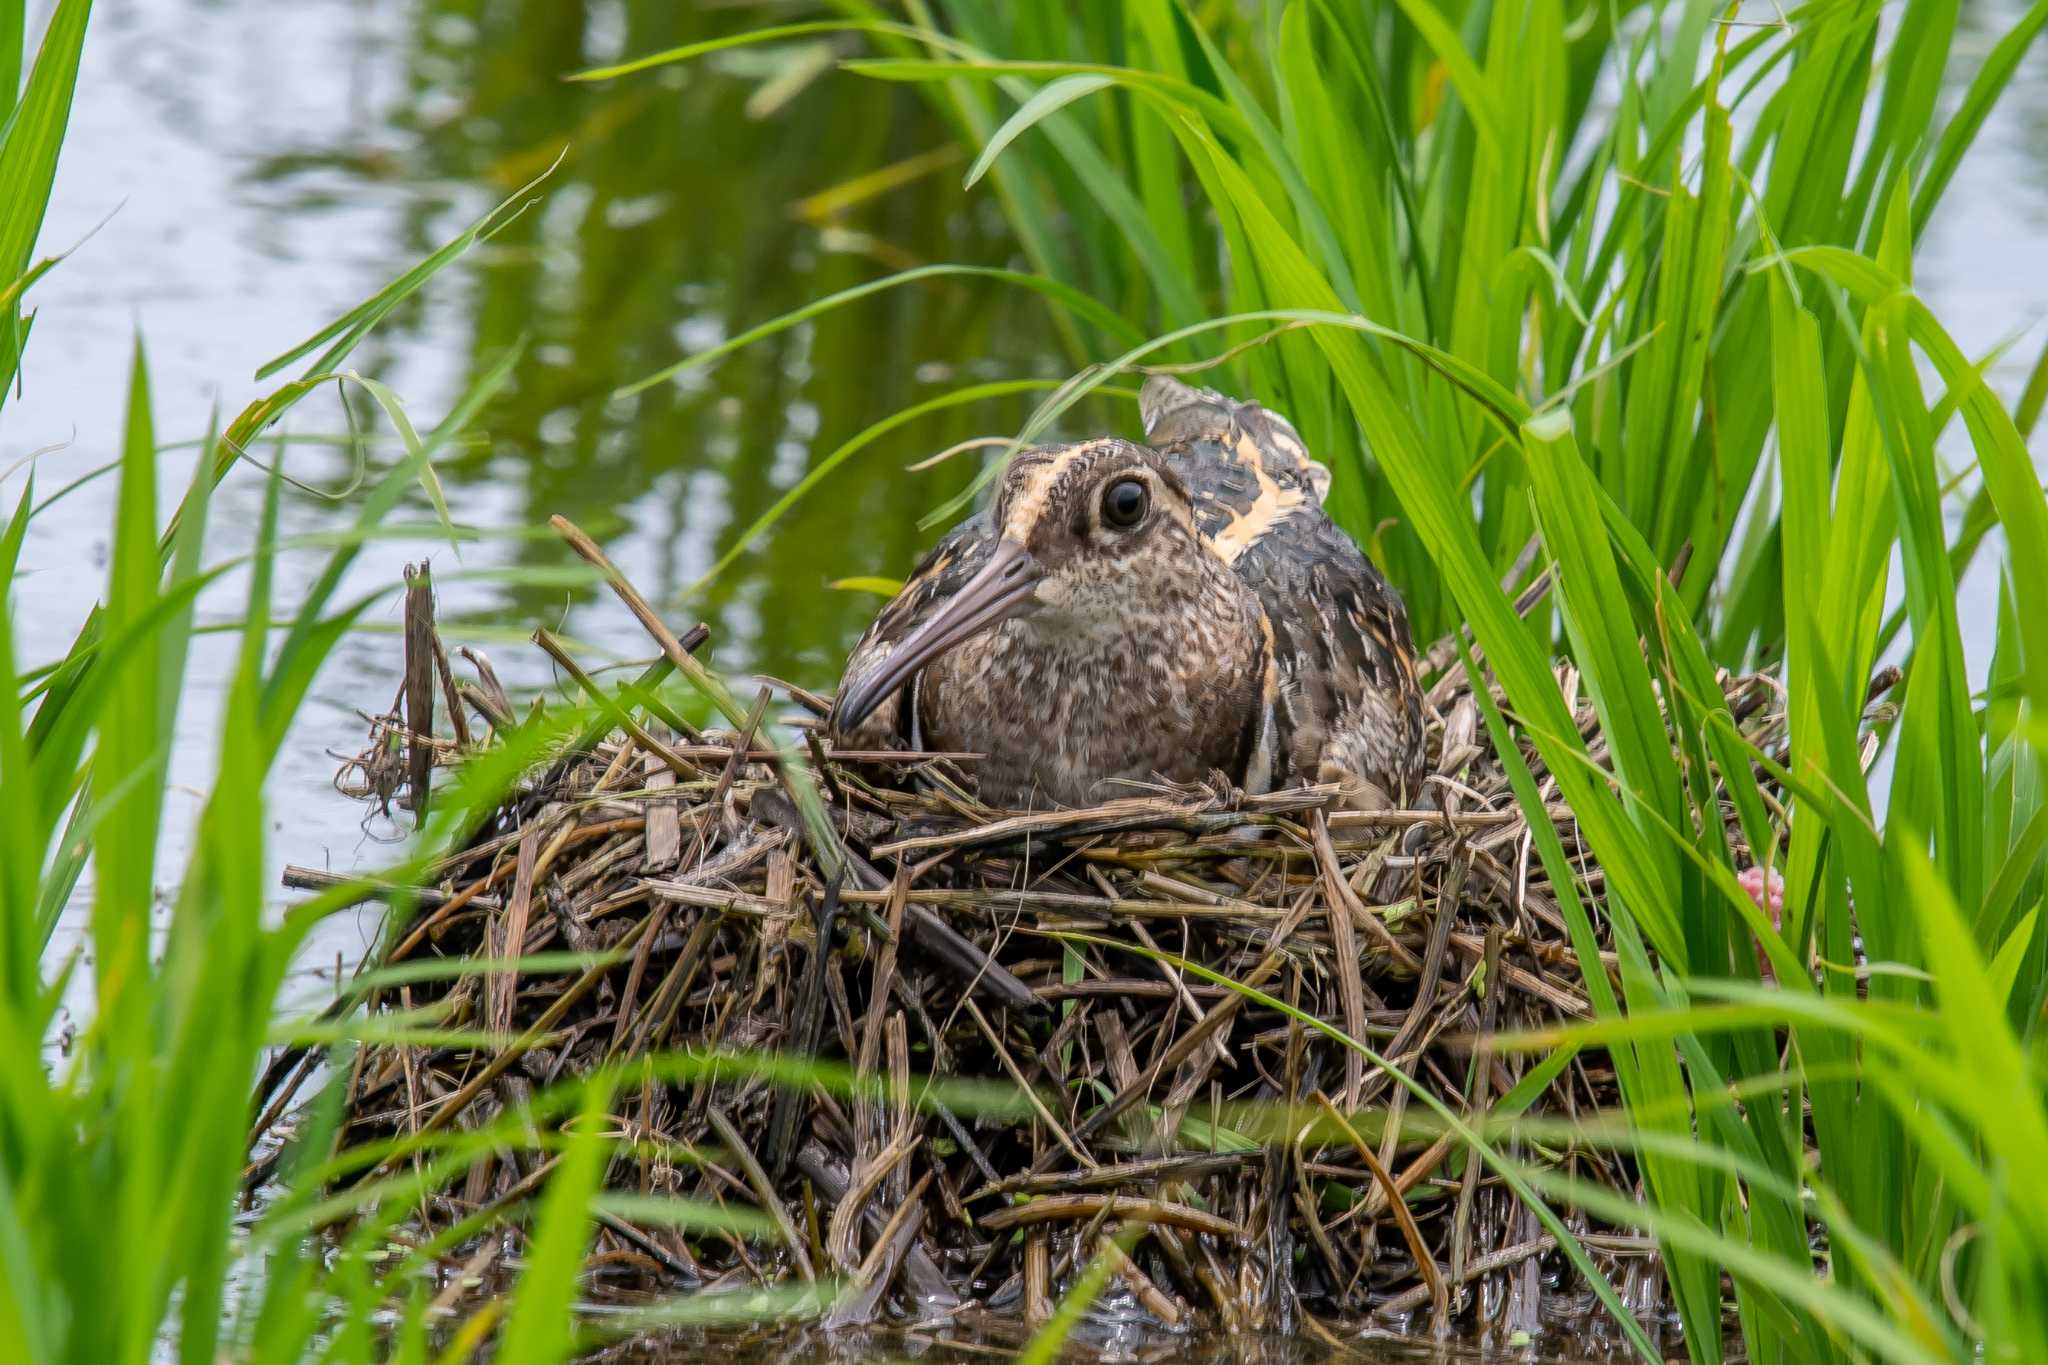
left=257, top=522, right=1896, bottom=1343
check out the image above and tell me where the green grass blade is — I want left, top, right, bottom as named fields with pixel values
left=254, top=159, right=557, bottom=382
left=690, top=376, right=1055, bottom=593
left=497, top=1080, right=615, bottom=1365
left=0, top=0, right=21, bottom=123
left=567, top=18, right=942, bottom=83
left=0, top=0, right=88, bottom=297
left=0, top=477, right=38, bottom=1004
left=1911, top=0, right=2048, bottom=236
left=615, top=263, right=1141, bottom=398
left=89, top=338, right=163, bottom=1017
left=964, top=72, right=1114, bottom=187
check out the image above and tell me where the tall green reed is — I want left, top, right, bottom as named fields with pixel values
left=587, top=0, right=2048, bottom=1358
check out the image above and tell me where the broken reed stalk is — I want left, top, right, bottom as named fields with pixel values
left=259, top=522, right=1896, bottom=1341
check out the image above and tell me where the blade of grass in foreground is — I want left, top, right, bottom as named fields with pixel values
left=255, top=155, right=560, bottom=382
left=497, top=1080, right=615, bottom=1365
left=90, top=339, right=163, bottom=1036
left=613, top=263, right=1144, bottom=398
left=0, top=0, right=89, bottom=300
left=1016, top=1223, right=1144, bottom=1365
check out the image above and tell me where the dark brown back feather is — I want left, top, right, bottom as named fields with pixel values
left=1142, top=375, right=1422, bottom=803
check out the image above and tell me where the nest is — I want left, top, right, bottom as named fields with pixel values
left=255, top=529, right=1880, bottom=1351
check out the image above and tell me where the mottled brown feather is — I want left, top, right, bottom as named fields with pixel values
left=1142, top=377, right=1423, bottom=809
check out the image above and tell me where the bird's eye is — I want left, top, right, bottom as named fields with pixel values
left=1101, top=478, right=1149, bottom=529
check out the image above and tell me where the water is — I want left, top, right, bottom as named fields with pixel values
left=16, top=0, right=1086, bottom=1010
left=10, top=0, right=2048, bottom=1357
left=16, top=0, right=2047, bottom=974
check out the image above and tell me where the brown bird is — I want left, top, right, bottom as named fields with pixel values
left=830, top=377, right=1423, bottom=811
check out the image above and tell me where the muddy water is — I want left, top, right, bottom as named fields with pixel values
left=12, top=0, right=2047, bottom=1358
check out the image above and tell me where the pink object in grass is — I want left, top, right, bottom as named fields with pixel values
left=1737, top=865, right=1785, bottom=929
left=1738, top=864, right=1787, bottom=982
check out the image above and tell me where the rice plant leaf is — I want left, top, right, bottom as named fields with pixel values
left=1520, top=411, right=1687, bottom=961
left=0, top=1, right=21, bottom=122
left=1873, top=291, right=1981, bottom=908
left=1982, top=802, right=2048, bottom=940
left=264, top=343, right=524, bottom=729
left=1785, top=245, right=2048, bottom=718
left=567, top=18, right=943, bottom=83
left=153, top=410, right=215, bottom=820
left=342, top=373, right=456, bottom=551
left=965, top=73, right=1114, bottom=187
left=90, top=338, right=164, bottom=1013
left=273, top=1022, right=535, bottom=1050
left=1373, top=0, right=1507, bottom=149
left=348, top=951, right=627, bottom=991
left=585, top=1283, right=837, bottom=1334
left=589, top=1193, right=776, bottom=1238
left=1147, top=4, right=1363, bottom=311
left=1017, top=1224, right=1141, bottom=1365
left=1988, top=905, right=2040, bottom=1009
left=0, top=0, right=88, bottom=298
left=826, top=576, right=901, bottom=595
left=983, top=74, right=1206, bottom=331
left=0, top=477, right=38, bottom=1000
left=689, top=377, right=1057, bottom=593
left=1896, top=842, right=2048, bottom=1221
left=1298, top=0, right=1430, bottom=311
left=844, top=57, right=1249, bottom=138
left=1516, top=1171, right=1946, bottom=1365
left=616, top=264, right=1142, bottom=398
left=2016, top=329, right=2048, bottom=437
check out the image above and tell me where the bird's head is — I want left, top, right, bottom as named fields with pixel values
left=832, top=438, right=1213, bottom=730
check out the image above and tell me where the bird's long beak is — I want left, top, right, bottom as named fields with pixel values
left=833, top=539, right=1044, bottom=731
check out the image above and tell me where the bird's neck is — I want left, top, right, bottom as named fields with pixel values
left=1002, top=550, right=1260, bottom=681
left=932, top=560, right=1264, bottom=801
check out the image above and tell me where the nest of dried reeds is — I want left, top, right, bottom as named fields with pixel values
left=254, top=526, right=1884, bottom=1349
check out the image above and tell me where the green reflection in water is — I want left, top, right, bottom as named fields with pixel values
left=251, top=0, right=1120, bottom=689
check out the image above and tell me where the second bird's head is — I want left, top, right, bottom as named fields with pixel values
left=833, top=438, right=1208, bottom=730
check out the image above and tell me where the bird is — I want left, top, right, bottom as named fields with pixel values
left=828, top=376, right=1424, bottom=812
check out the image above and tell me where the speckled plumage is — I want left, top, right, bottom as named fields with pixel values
left=829, top=379, right=1423, bottom=811
left=1141, top=378, right=1424, bottom=810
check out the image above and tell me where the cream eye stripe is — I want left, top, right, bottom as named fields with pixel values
left=999, top=440, right=1195, bottom=542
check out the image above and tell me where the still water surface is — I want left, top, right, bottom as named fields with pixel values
left=21, top=0, right=1087, bottom=999
left=12, top=0, right=2048, bottom=1358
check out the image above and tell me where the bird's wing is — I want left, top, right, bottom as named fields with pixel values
left=828, top=514, right=996, bottom=750
left=1233, top=516, right=1423, bottom=809
left=1145, top=376, right=1421, bottom=804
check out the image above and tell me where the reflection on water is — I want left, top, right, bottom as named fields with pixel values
left=260, top=0, right=1082, bottom=683
left=16, top=0, right=2048, bottom=898
left=18, top=0, right=1096, bottom=979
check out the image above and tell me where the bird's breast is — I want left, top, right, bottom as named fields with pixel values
left=920, top=620, right=1262, bottom=808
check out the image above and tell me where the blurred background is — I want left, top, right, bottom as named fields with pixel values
left=15, top=1, right=1091, bottom=960
left=11, top=0, right=2048, bottom=952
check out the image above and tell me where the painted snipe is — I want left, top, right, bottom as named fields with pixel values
left=829, top=377, right=1424, bottom=811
